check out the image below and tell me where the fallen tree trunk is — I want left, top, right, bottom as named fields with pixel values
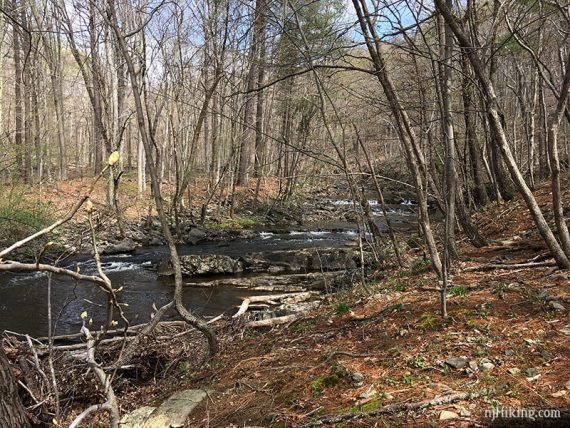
left=302, top=389, right=492, bottom=426
left=463, top=261, right=557, bottom=272
left=233, top=292, right=315, bottom=318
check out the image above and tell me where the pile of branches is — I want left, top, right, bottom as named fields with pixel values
left=2, top=321, right=213, bottom=425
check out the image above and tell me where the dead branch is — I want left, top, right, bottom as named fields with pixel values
left=246, top=314, right=299, bottom=328
left=233, top=292, right=314, bottom=318
left=301, top=389, right=492, bottom=426
left=0, top=261, right=108, bottom=288
left=68, top=325, right=119, bottom=428
left=462, top=261, right=557, bottom=272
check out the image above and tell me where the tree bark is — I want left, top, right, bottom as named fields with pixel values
left=0, top=346, right=31, bottom=428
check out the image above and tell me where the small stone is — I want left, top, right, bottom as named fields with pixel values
left=507, top=367, right=521, bottom=375
left=525, top=367, right=539, bottom=377
left=351, top=372, right=364, bottom=384
left=540, top=350, right=553, bottom=361
left=479, top=358, right=495, bottom=372
left=504, top=349, right=514, bottom=356
left=549, top=301, right=566, bottom=311
left=357, top=387, right=376, bottom=400
left=439, top=410, right=459, bottom=420
left=460, top=408, right=471, bottom=417
left=560, top=326, right=570, bottom=336
left=468, top=360, right=479, bottom=372
left=383, top=392, right=394, bottom=400
left=551, top=390, right=567, bottom=398
left=445, top=357, right=468, bottom=369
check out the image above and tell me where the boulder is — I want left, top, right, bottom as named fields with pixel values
left=184, top=227, right=208, bottom=245
left=120, top=389, right=207, bottom=428
left=159, top=254, right=243, bottom=276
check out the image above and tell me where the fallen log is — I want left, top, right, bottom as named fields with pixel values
left=232, top=292, right=314, bottom=318
left=301, top=389, right=492, bottom=426
left=246, top=314, right=299, bottom=328
left=462, top=261, right=557, bottom=272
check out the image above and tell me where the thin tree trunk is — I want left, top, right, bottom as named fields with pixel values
left=106, top=0, right=217, bottom=356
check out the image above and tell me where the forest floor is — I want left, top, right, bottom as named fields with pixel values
left=116, top=178, right=568, bottom=427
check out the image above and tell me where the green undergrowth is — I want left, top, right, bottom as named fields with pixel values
left=0, top=187, right=54, bottom=245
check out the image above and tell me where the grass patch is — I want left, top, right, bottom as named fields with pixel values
left=335, top=302, right=350, bottom=316
left=290, top=319, right=317, bottom=334
left=448, top=285, right=466, bottom=297
left=418, top=313, right=439, bottom=331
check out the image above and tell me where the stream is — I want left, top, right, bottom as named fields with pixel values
left=0, top=198, right=420, bottom=338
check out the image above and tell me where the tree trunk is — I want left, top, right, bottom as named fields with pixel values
left=461, top=53, right=488, bottom=206
left=0, top=347, right=30, bottom=428
left=13, top=0, right=23, bottom=180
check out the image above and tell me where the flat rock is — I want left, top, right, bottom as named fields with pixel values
left=445, top=357, right=468, bottom=369
left=143, top=389, right=208, bottom=428
left=549, top=301, right=566, bottom=311
left=439, top=410, right=459, bottom=420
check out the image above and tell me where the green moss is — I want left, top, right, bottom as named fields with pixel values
left=347, top=397, right=383, bottom=413
left=208, top=217, right=260, bottom=230
left=310, top=364, right=348, bottom=396
left=311, top=374, right=341, bottom=395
